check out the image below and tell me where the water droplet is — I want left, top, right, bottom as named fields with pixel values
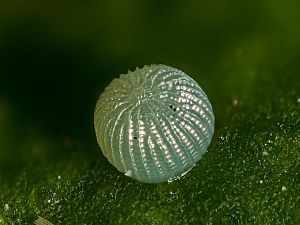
left=259, top=180, right=263, bottom=184
left=232, top=97, right=239, bottom=107
left=282, top=186, right=287, bottom=191
left=4, top=204, right=9, bottom=211
left=297, top=98, right=300, bottom=104
left=57, top=175, right=61, bottom=180
left=125, top=170, right=132, bottom=177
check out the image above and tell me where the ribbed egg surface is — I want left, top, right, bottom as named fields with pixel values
left=94, top=64, right=215, bottom=183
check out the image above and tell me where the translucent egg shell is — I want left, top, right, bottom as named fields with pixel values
left=94, top=64, right=215, bottom=183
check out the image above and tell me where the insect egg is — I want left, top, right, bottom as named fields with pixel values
left=94, top=64, right=215, bottom=183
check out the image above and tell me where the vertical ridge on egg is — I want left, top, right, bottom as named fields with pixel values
left=94, top=64, right=215, bottom=183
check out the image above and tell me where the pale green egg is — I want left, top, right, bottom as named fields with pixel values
left=94, top=64, right=215, bottom=183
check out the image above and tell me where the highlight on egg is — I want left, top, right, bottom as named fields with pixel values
left=94, top=64, right=215, bottom=183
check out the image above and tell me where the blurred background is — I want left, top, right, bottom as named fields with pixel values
left=0, top=0, right=300, bottom=170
